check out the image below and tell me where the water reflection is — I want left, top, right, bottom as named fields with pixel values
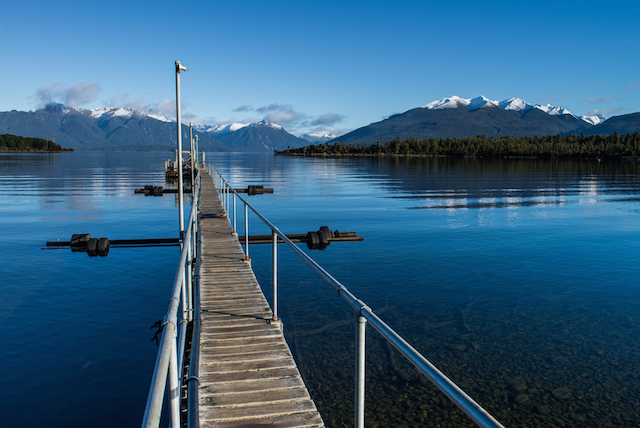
left=0, top=152, right=179, bottom=428
left=210, top=154, right=640, bottom=428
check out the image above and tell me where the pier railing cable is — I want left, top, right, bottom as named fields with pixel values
left=211, top=166, right=505, bottom=428
left=142, top=171, right=201, bottom=428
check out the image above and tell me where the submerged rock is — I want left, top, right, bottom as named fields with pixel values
left=534, top=404, right=551, bottom=415
left=552, top=387, right=573, bottom=400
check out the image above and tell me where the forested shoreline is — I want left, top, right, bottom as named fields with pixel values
left=277, top=132, right=640, bottom=159
left=0, top=134, right=72, bottom=152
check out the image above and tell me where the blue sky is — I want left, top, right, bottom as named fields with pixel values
left=2, top=0, right=639, bottom=136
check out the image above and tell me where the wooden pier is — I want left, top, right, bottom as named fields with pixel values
left=197, top=169, right=324, bottom=428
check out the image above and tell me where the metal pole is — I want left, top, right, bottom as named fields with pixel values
left=233, top=193, right=237, bottom=234
left=192, top=177, right=198, bottom=271
left=195, top=135, right=199, bottom=168
left=186, top=244, right=193, bottom=322
left=355, top=315, right=367, bottom=428
left=224, top=182, right=228, bottom=214
left=189, top=123, right=195, bottom=192
left=272, top=230, right=278, bottom=321
left=175, top=61, right=187, bottom=242
left=244, top=203, right=250, bottom=262
left=168, top=334, right=180, bottom=428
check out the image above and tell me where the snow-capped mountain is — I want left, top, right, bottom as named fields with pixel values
left=197, top=122, right=250, bottom=135
left=298, top=131, right=338, bottom=144
left=213, top=120, right=305, bottom=152
left=73, top=105, right=173, bottom=123
left=0, top=103, right=230, bottom=151
left=579, top=115, right=606, bottom=126
left=422, top=95, right=602, bottom=125
left=198, top=120, right=283, bottom=136
left=327, top=95, right=606, bottom=146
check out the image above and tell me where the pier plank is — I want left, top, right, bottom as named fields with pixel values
left=197, top=169, right=324, bottom=427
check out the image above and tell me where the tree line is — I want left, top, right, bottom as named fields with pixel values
left=0, top=134, right=71, bottom=152
left=277, top=132, right=640, bottom=159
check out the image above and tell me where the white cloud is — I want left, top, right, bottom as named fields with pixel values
left=581, top=96, right=614, bottom=104
left=587, top=108, right=622, bottom=117
left=310, top=113, right=345, bottom=126
left=233, top=105, right=252, bottom=112
left=35, top=82, right=102, bottom=108
left=625, top=81, right=640, bottom=90
left=103, top=95, right=176, bottom=119
left=198, top=102, right=348, bottom=135
left=256, top=103, right=305, bottom=127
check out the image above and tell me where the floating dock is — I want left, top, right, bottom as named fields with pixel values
left=197, top=170, right=324, bottom=427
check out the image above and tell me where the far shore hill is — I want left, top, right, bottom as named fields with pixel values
left=0, top=134, right=72, bottom=152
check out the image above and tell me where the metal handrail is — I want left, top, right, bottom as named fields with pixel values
left=141, top=172, right=201, bottom=428
left=187, top=176, right=204, bottom=428
left=211, top=166, right=505, bottom=428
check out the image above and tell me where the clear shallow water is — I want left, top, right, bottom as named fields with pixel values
left=210, top=154, right=640, bottom=428
left=2, top=153, right=640, bottom=428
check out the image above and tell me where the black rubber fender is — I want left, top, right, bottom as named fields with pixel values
left=318, top=226, right=332, bottom=245
left=70, top=233, right=91, bottom=247
left=306, top=231, right=320, bottom=250
left=86, top=238, right=98, bottom=257
left=317, top=229, right=330, bottom=246
left=97, top=238, right=110, bottom=257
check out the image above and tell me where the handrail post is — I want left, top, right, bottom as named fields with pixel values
left=272, top=230, right=278, bottom=321
left=233, top=193, right=237, bottom=235
left=244, top=203, right=250, bottom=262
left=225, top=183, right=229, bottom=218
left=169, top=333, right=180, bottom=428
left=186, top=243, right=193, bottom=322
left=191, top=179, right=198, bottom=280
left=355, top=315, right=367, bottom=428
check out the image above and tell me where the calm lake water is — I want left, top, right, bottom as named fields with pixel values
left=2, top=152, right=640, bottom=428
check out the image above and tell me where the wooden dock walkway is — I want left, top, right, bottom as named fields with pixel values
left=197, top=169, right=324, bottom=428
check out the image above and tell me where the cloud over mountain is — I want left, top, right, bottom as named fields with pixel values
left=102, top=95, right=176, bottom=121
left=587, top=108, right=623, bottom=117
left=35, top=82, right=102, bottom=108
left=310, top=113, right=345, bottom=126
left=223, top=103, right=348, bottom=137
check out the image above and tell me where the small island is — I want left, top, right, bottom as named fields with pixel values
left=277, top=132, right=640, bottom=160
left=0, top=134, right=73, bottom=152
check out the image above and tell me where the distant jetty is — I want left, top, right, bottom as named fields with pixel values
left=0, top=134, right=73, bottom=152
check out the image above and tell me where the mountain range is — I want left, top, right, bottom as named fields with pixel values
left=195, top=120, right=308, bottom=152
left=1, top=95, right=639, bottom=152
left=0, top=104, right=230, bottom=152
left=0, top=104, right=306, bottom=152
left=326, top=95, right=634, bottom=146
